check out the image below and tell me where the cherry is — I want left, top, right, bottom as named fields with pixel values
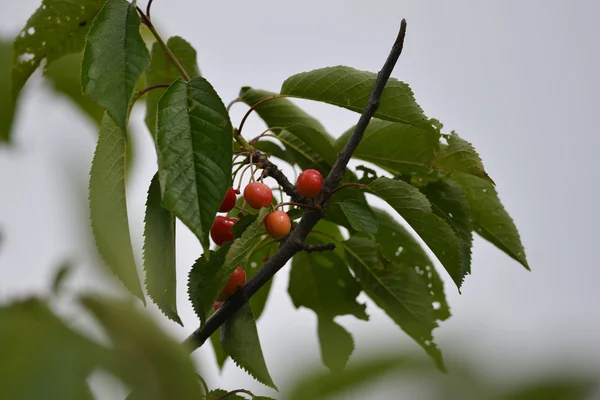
left=217, top=267, right=246, bottom=301
left=264, top=210, right=291, bottom=240
left=243, top=182, right=273, bottom=209
left=210, top=216, right=237, bottom=246
left=296, top=169, right=323, bottom=198
left=213, top=301, right=222, bottom=312
left=219, top=187, right=237, bottom=213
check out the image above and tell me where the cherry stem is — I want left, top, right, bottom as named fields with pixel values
left=129, top=83, right=171, bottom=114
left=237, top=95, right=281, bottom=137
left=226, top=98, right=241, bottom=112
left=249, top=126, right=285, bottom=144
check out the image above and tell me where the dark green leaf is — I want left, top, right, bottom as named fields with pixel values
left=434, top=132, right=494, bottom=183
left=81, top=296, right=203, bottom=399
left=231, top=214, right=258, bottom=238
left=501, top=379, right=595, bottom=400
left=145, top=36, right=201, bottom=136
left=451, top=173, right=529, bottom=269
left=1, top=40, right=16, bottom=143
left=157, top=77, right=233, bottom=249
left=318, top=318, right=355, bottom=373
left=45, top=52, right=104, bottom=125
left=11, top=0, right=104, bottom=99
left=81, top=0, right=151, bottom=134
left=188, top=244, right=232, bottom=328
left=206, top=389, right=245, bottom=400
left=343, top=236, right=445, bottom=370
left=253, top=140, right=287, bottom=161
left=339, top=199, right=379, bottom=235
left=143, top=174, right=181, bottom=325
left=289, top=221, right=366, bottom=372
left=335, top=119, right=440, bottom=176
left=281, top=66, right=429, bottom=127
left=238, top=87, right=334, bottom=171
left=421, top=179, right=473, bottom=278
left=89, top=113, right=144, bottom=302
left=287, top=354, right=430, bottom=400
left=0, top=298, right=103, bottom=400
left=221, top=303, right=277, bottom=390
left=368, top=177, right=464, bottom=288
left=323, top=171, right=369, bottom=231
left=210, top=330, right=228, bottom=370
left=373, top=208, right=450, bottom=322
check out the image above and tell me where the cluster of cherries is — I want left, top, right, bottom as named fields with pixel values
left=211, top=168, right=323, bottom=310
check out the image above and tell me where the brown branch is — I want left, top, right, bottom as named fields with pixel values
left=183, top=19, right=409, bottom=353
left=302, top=242, right=336, bottom=253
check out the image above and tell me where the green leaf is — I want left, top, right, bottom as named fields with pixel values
left=145, top=36, right=201, bottom=136
left=206, top=389, right=245, bottom=400
left=1, top=40, right=16, bottom=143
left=143, top=174, right=181, bottom=325
left=81, top=296, right=203, bottom=399
left=335, top=119, right=440, bottom=176
left=210, top=330, right=229, bottom=370
left=244, top=238, right=277, bottom=320
left=188, top=244, right=231, bottom=328
left=287, top=354, right=430, bottom=400
left=317, top=318, right=355, bottom=373
left=288, top=221, right=366, bottom=372
left=11, top=0, right=104, bottom=99
left=338, top=199, right=379, bottom=235
left=238, top=87, right=334, bottom=171
left=421, top=179, right=473, bottom=278
left=373, top=208, right=450, bottom=322
left=81, top=0, right=151, bottom=134
left=343, top=236, right=445, bottom=370
left=281, top=66, right=429, bottom=127
left=451, top=173, right=529, bottom=269
left=156, top=77, right=233, bottom=249
left=253, top=140, right=287, bottom=161
left=45, top=52, right=104, bottom=125
left=221, top=303, right=277, bottom=390
left=0, top=298, right=103, bottom=400
left=367, top=177, right=464, bottom=288
left=90, top=113, right=144, bottom=302
left=434, top=132, right=494, bottom=183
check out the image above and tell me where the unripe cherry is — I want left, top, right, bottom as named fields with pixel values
left=264, top=210, right=292, bottom=240
left=243, top=182, right=273, bottom=209
left=296, top=169, right=323, bottom=198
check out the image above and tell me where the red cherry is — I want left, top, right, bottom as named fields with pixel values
left=217, top=267, right=246, bottom=301
left=219, top=187, right=237, bottom=213
left=213, top=301, right=222, bottom=312
left=264, top=210, right=291, bottom=240
left=210, top=216, right=237, bottom=246
left=243, top=182, right=273, bottom=209
left=296, top=169, right=323, bottom=198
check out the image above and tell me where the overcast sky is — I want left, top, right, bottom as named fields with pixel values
left=1, top=0, right=599, bottom=398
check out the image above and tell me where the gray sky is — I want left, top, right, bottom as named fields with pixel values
left=1, top=0, right=599, bottom=398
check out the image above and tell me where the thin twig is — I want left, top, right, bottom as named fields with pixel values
left=146, top=0, right=155, bottom=21
left=252, top=151, right=305, bottom=202
left=323, top=182, right=368, bottom=202
left=226, top=98, right=241, bottom=112
left=183, top=19, right=409, bottom=353
left=129, top=83, right=171, bottom=114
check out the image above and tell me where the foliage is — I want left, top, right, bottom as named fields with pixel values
left=0, top=0, right=533, bottom=398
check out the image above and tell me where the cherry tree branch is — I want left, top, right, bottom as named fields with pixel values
left=183, top=19, right=408, bottom=353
